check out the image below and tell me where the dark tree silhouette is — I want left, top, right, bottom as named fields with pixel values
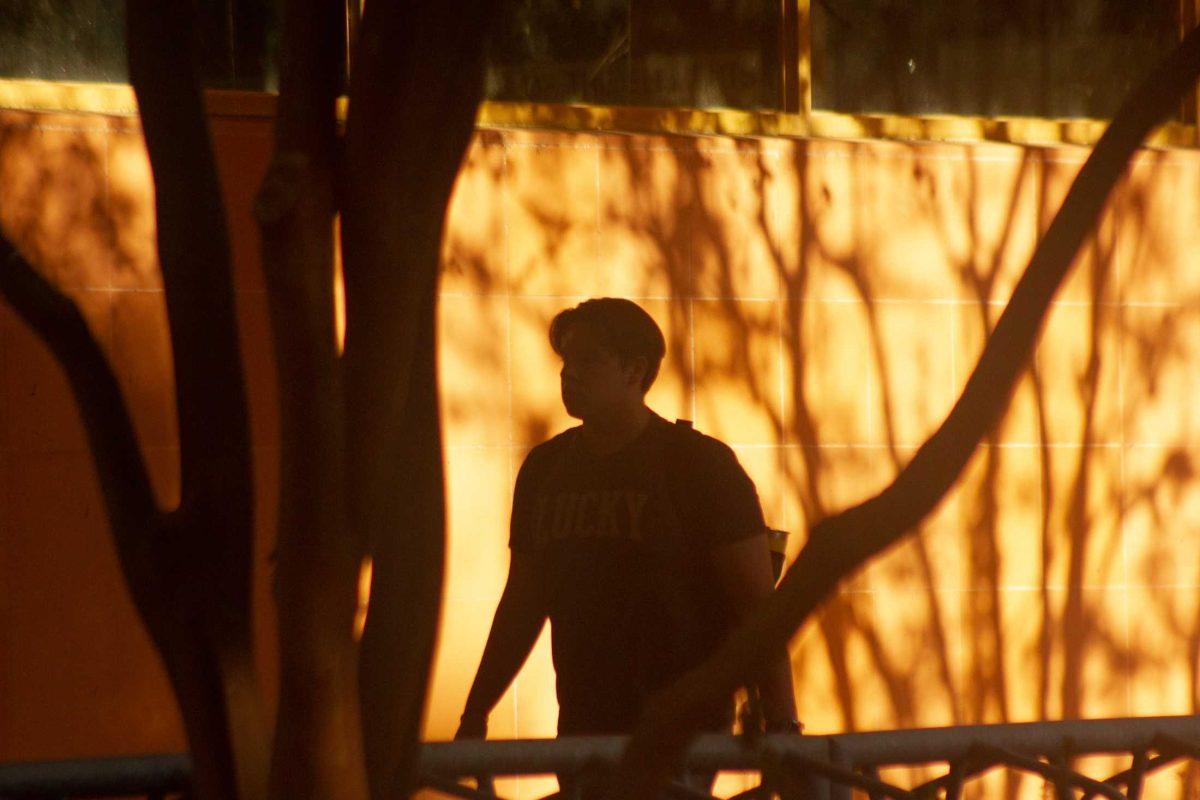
left=0, top=0, right=494, bottom=798
left=2, top=1, right=1199, bottom=800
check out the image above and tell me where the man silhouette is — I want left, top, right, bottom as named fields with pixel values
left=458, top=298, right=797, bottom=746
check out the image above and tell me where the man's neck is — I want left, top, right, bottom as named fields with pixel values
left=579, top=404, right=652, bottom=456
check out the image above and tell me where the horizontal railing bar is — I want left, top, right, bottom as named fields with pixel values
left=420, top=715, right=1200, bottom=776
left=420, top=734, right=826, bottom=775
left=829, top=715, right=1200, bottom=767
left=0, top=753, right=189, bottom=797
left=3, top=715, right=1199, bottom=796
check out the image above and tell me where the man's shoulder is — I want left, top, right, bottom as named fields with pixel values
left=655, top=416, right=736, bottom=464
left=521, top=425, right=581, bottom=468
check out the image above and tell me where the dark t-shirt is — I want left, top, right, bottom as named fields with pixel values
left=509, top=413, right=767, bottom=735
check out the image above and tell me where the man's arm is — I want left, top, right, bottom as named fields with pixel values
left=709, top=533, right=798, bottom=729
left=457, top=551, right=547, bottom=738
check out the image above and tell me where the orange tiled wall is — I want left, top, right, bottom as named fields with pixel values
left=3, top=108, right=1200, bottom=795
left=0, top=108, right=279, bottom=761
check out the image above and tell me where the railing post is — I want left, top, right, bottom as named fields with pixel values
left=1050, top=738, right=1074, bottom=800
left=771, top=741, right=833, bottom=800
left=827, top=739, right=852, bottom=800
left=793, top=766, right=830, bottom=800
left=942, top=757, right=966, bottom=800
left=861, top=764, right=884, bottom=800
left=1127, top=749, right=1149, bottom=800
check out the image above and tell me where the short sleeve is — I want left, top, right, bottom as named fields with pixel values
left=508, top=450, right=540, bottom=552
left=680, top=435, right=767, bottom=547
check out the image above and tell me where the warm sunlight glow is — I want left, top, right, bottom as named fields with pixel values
left=428, top=129, right=1200, bottom=785
left=353, top=556, right=373, bottom=641
left=7, top=102, right=1200, bottom=800
left=334, top=215, right=346, bottom=354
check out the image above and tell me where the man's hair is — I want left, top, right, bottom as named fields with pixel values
left=549, top=298, right=666, bottom=392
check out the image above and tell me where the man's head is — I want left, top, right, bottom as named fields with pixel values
left=549, top=298, right=666, bottom=421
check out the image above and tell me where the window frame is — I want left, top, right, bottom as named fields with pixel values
left=0, top=0, right=1197, bottom=150
left=475, top=0, right=1200, bottom=148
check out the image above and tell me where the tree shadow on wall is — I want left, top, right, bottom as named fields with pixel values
left=442, top=123, right=1200, bottom=800
left=0, top=114, right=117, bottom=291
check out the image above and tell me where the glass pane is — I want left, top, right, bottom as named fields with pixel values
left=812, top=0, right=1179, bottom=119
left=485, top=0, right=630, bottom=106
left=0, top=0, right=278, bottom=90
left=485, top=0, right=783, bottom=111
left=0, top=0, right=125, bottom=82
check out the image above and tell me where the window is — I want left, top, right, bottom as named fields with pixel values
left=811, top=0, right=1180, bottom=119
left=1, top=1, right=1190, bottom=131
left=484, top=0, right=784, bottom=111
left=0, top=0, right=277, bottom=90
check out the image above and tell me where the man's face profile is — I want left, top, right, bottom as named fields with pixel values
left=558, top=325, right=639, bottom=421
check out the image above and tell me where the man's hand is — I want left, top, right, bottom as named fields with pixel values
left=711, top=534, right=800, bottom=727
left=458, top=551, right=546, bottom=745
left=455, top=711, right=494, bottom=795
left=456, top=710, right=488, bottom=740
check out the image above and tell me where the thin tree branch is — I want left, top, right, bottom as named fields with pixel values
left=0, top=235, right=157, bottom=537
left=612, top=24, right=1200, bottom=800
left=256, top=0, right=365, bottom=797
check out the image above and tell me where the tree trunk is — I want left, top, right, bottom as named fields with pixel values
left=338, top=4, right=496, bottom=798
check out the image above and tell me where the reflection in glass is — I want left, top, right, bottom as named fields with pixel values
left=485, top=0, right=782, bottom=111
left=0, top=0, right=125, bottom=82
left=812, top=0, right=1178, bottom=119
left=0, top=0, right=277, bottom=90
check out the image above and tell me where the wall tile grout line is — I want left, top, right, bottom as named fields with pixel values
left=498, top=130, right=523, bottom=762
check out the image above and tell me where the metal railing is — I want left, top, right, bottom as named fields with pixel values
left=4, top=716, right=1200, bottom=799
left=0, top=752, right=190, bottom=799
